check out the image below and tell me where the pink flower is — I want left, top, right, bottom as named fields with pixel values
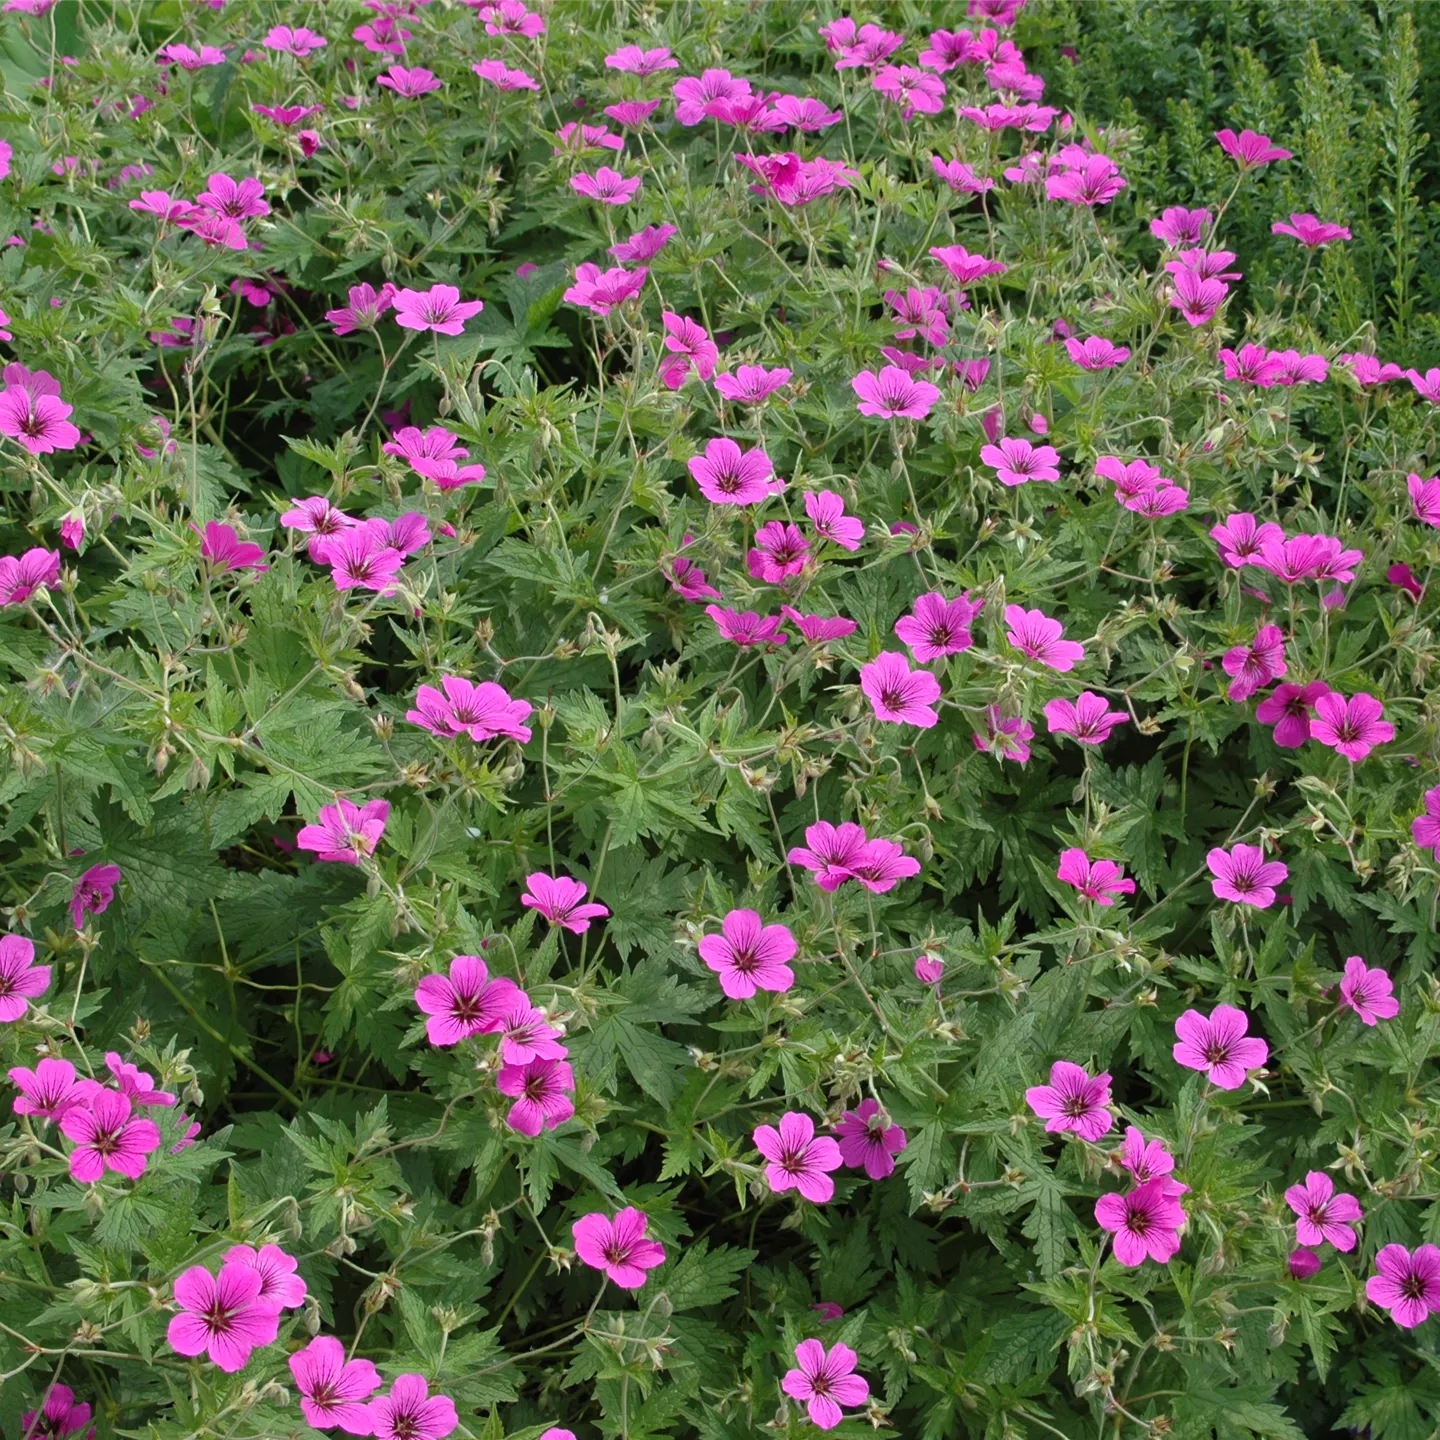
left=413, top=457, right=488, bottom=491
left=1150, top=206, right=1210, bottom=246
left=572, top=1207, right=666, bottom=1289
left=782, top=608, right=857, bottom=643
left=58, top=512, right=82, bottom=552
left=129, top=189, right=195, bottom=222
left=1207, top=844, right=1287, bottom=908
left=392, top=284, right=482, bottom=336
left=1046, top=153, right=1126, bottom=205
left=1221, top=624, right=1287, bottom=701
left=605, top=45, right=678, bottom=75
left=1407, top=368, right=1440, bottom=405
left=715, top=364, right=791, bottom=404
left=894, top=591, right=982, bottom=661
left=1004, top=605, right=1085, bottom=671
left=263, top=24, right=327, bottom=57
left=70, top=862, right=120, bottom=930
left=570, top=166, right=641, bottom=205
left=1168, top=247, right=1242, bottom=283
left=804, top=489, right=863, bottom=549
left=0, top=385, right=81, bottom=454
left=414, top=955, right=518, bottom=1046
left=289, top=1335, right=382, bottom=1434
left=1338, top=956, right=1399, bottom=1033
left=754, top=1111, right=843, bottom=1202
left=367, top=1377, right=457, bottom=1440
left=1056, top=850, right=1135, bottom=905
left=224, top=1244, right=307, bottom=1309
left=659, top=311, right=717, bottom=388
left=1211, top=512, right=1284, bottom=568
left=672, top=69, right=752, bottom=125
left=18, top=1385, right=90, bottom=1440
left=1094, top=456, right=1164, bottom=501
left=1368, top=1245, right=1440, bottom=1328
left=688, top=436, right=776, bottom=505
left=931, top=156, right=995, bottom=193
left=8, top=1057, right=87, bottom=1121
left=811, top=1302, right=845, bottom=1322
left=167, top=1261, right=281, bottom=1372
left=1095, top=1179, right=1186, bottom=1266
left=1025, top=1060, right=1113, bottom=1141
left=782, top=1340, right=869, bottom=1431
left=1338, top=353, right=1405, bottom=385
left=1310, top=691, right=1394, bottom=762
left=196, top=172, right=270, bottom=220
left=827, top=21, right=905, bottom=70
left=60, top=1090, right=161, bottom=1182
left=1125, top=484, right=1190, bottom=518
left=699, top=909, right=796, bottom=999
left=973, top=705, right=1033, bottom=763
left=706, top=606, right=788, bottom=647
left=496, top=994, right=567, bottom=1067
left=664, top=551, right=721, bottom=602
left=787, top=822, right=871, bottom=891
left=521, top=872, right=609, bottom=933
left=1271, top=212, right=1351, bottom=247
left=1120, top=1127, right=1180, bottom=1189
left=1285, top=1171, right=1362, bottom=1251
left=296, top=797, right=390, bottom=865
left=480, top=0, right=544, bottom=37
left=1168, top=268, right=1228, bottom=325
left=105, top=1052, right=174, bottom=1108
left=554, top=122, right=625, bottom=155
left=608, top=226, right=675, bottom=263
left=918, top=28, right=976, bottom=69
left=1214, top=128, right=1292, bottom=168
left=928, top=244, right=1007, bottom=284
left=981, top=436, right=1061, bottom=486
left=1269, top=349, right=1329, bottom=386
left=354, top=17, right=409, bottom=54
left=771, top=94, right=843, bottom=130
left=0, top=933, right=51, bottom=1021
left=604, top=104, right=659, bottom=132
left=872, top=65, right=945, bottom=118
left=1065, top=336, right=1130, bottom=369
left=376, top=64, right=441, bottom=96
left=197, top=520, right=268, bottom=574
left=0, top=547, right=61, bottom=606
left=472, top=58, right=539, bottom=91
left=852, top=366, right=939, bottom=420
left=496, top=1057, right=575, bottom=1135
left=1409, top=473, right=1440, bottom=528
left=860, top=651, right=942, bottom=728
left=915, top=954, right=945, bottom=984
left=1220, top=343, right=1283, bottom=387
left=407, top=676, right=532, bottom=744
left=1389, top=562, right=1425, bottom=599
left=1172, top=1004, right=1269, bottom=1088
left=1415, top=785, right=1440, bottom=855
left=1256, top=681, right=1331, bottom=748
left=325, top=283, right=396, bottom=336
left=849, top=839, right=922, bottom=894
left=327, top=521, right=405, bottom=594
left=1289, top=1248, right=1321, bottom=1279
left=964, top=102, right=1057, bottom=132
left=1043, top=692, right=1128, bottom=746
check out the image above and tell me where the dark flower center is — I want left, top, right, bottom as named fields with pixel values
left=1402, top=1272, right=1428, bottom=1300
left=1203, top=1041, right=1231, bottom=1064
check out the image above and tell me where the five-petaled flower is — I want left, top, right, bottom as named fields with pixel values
left=521, top=872, right=610, bottom=933
left=1284, top=1171, right=1362, bottom=1251
left=167, top=1261, right=283, bottom=1371
left=699, top=909, right=796, bottom=999
left=572, top=1208, right=666, bottom=1288
left=781, top=1340, right=869, bottom=1430
left=1172, top=1005, right=1269, bottom=1089
left=1095, top=1179, right=1186, bottom=1266
left=753, top=1111, right=844, bottom=1202
left=1206, top=844, right=1287, bottom=908
left=1338, top=955, right=1400, bottom=1026
left=1026, top=1060, right=1113, bottom=1141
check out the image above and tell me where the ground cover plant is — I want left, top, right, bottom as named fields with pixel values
left=3, top=1, right=1440, bottom=1437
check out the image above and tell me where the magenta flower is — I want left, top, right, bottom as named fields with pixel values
left=931, top=156, right=995, bottom=193
left=60, top=1090, right=161, bottom=1182
left=715, top=364, right=791, bottom=404
left=354, top=16, right=409, bottom=54
left=1389, top=562, right=1425, bottom=599
left=1289, top=1248, right=1322, bottom=1279
left=1338, top=955, right=1400, bottom=1026
left=688, top=436, right=776, bottom=505
left=605, top=45, right=678, bottom=75
left=1271, top=212, right=1351, bottom=247
left=782, top=608, right=857, bottom=643
left=895, top=592, right=983, bottom=662
left=754, top=1111, right=843, bottom=1203
left=196, top=172, right=270, bottom=220
left=392, top=284, right=483, bottom=336
left=367, top=1377, right=457, bottom=1440
left=158, top=41, right=226, bottom=67
left=415, top=955, right=518, bottom=1046
left=376, top=64, right=441, bottom=96
left=281, top=498, right=356, bottom=563
left=605, top=104, right=660, bottom=133
left=1172, top=1004, right=1268, bottom=1089
left=1120, top=1127, right=1181, bottom=1190
left=826, top=19, right=904, bottom=69
left=1338, top=353, right=1405, bottom=385
left=1215, top=128, right=1292, bottom=168
left=521, top=872, right=609, bottom=933
left=325, top=283, right=396, bottom=337
left=129, top=189, right=195, bottom=222
left=263, top=24, right=327, bottom=57
left=1056, top=850, right=1135, bottom=906
left=1046, top=153, right=1126, bottom=205
left=1025, top=1060, right=1113, bottom=1141
left=1095, top=456, right=1166, bottom=500
left=1256, top=680, right=1331, bottom=748
left=1150, top=206, right=1210, bottom=246
left=224, top=1244, right=307, bottom=1309
left=384, top=425, right=467, bottom=464
left=167, top=1261, right=281, bottom=1372
left=253, top=103, right=323, bottom=127
left=1270, top=350, right=1329, bottom=386
left=811, top=1301, right=845, bottom=1322
left=472, top=58, right=539, bottom=90
left=672, top=68, right=753, bottom=124
left=1168, top=268, right=1228, bottom=325
left=1211, top=512, right=1284, bottom=568
left=1094, top=1179, right=1186, bottom=1266
left=1065, top=336, right=1130, bottom=370
left=70, top=862, right=120, bottom=930
left=781, top=1340, right=869, bottom=1431
left=1416, top=785, right=1440, bottom=856
left=0, top=385, right=81, bottom=453
left=1124, top=484, right=1190, bottom=518
left=296, top=797, right=390, bottom=865
left=1207, top=844, right=1287, bottom=908
left=1368, top=1245, right=1440, bottom=1328
left=928, top=244, right=1007, bottom=284
left=496, top=1057, right=575, bottom=1135
left=18, top=1384, right=91, bottom=1440
left=480, top=0, right=545, bottom=37
left=105, top=1052, right=174, bottom=1108
left=289, top=1335, right=381, bottom=1434
left=1284, top=1171, right=1362, bottom=1251
left=787, top=821, right=871, bottom=891
left=572, top=1208, right=666, bottom=1289
left=852, top=366, right=939, bottom=420
left=664, top=551, right=720, bottom=602
left=1219, top=343, right=1282, bottom=386
left=1004, top=605, right=1085, bottom=671
left=973, top=705, right=1034, bottom=764
left=918, top=28, right=976, bottom=69
left=747, top=521, right=809, bottom=584
left=872, top=65, right=946, bottom=118
left=849, top=839, right=922, bottom=893
left=554, top=122, right=625, bottom=155
left=570, top=166, right=641, bottom=205
left=1310, top=691, right=1394, bottom=762
left=0, top=547, right=61, bottom=606
left=1407, top=368, right=1440, bottom=405
left=0, top=933, right=50, bottom=1022
left=1409, top=473, right=1440, bottom=528
left=771, top=94, right=843, bottom=130
left=496, top=994, right=567, bottom=1067
left=413, top=457, right=488, bottom=491
left=327, top=522, right=405, bottom=594
left=804, top=489, right=863, bottom=549
left=197, top=520, right=268, bottom=574
left=699, top=909, right=796, bottom=999
left=981, top=437, right=1061, bottom=486
left=608, top=225, right=675, bottom=262
left=1221, top=624, right=1287, bottom=701
left=659, top=311, right=717, bottom=388
left=8, top=1057, right=87, bottom=1121
left=706, top=606, right=788, bottom=647
left=1043, top=692, right=1128, bottom=746
left=407, top=676, right=533, bottom=744
left=860, top=651, right=942, bottom=728
left=915, top=954, right=945, bottom=984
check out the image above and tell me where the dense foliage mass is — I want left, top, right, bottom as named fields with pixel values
left=4, top=2, right=1440, bottom=1438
